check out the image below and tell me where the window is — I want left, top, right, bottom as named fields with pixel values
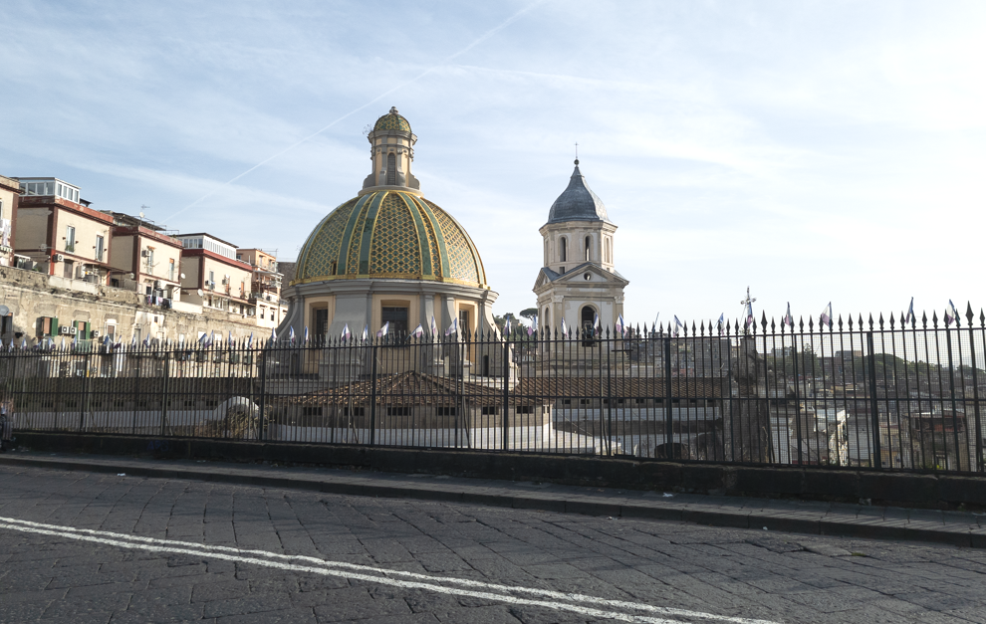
left=168, top=259, right=175, bottom=281
left=585, top=236, right=591, bottom=261
left=436, top=407, right=456, bottom=416
left=95, top=235, right=104, bottom=262
left=387, top=153, right=397, bottom=185
left=302, top=406, right=323, bottom=417
left=516, top=406, right=534, bottom=414
left=65, top=226, right=76, bottom=253
left=208, top=270, right=215, bottom=288
left=314, top=308, right=329, bottom=338
left=481, top=407, right=498, bottom=416
left=344, top=407, right=365, bottom=417
left=382, top=306, right=408, bottom=336
left=560, top=237, right=567, bottom=262
left=387, top=406, right=411, bottom=417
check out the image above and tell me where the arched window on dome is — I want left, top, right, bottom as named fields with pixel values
left=584, top=236, right=591, bottom=261
left=387, top=153, right=397, bottom=185
left=560, top=237, right=567, bottom=262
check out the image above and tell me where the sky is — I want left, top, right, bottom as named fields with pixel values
left=3, top=0, right=986, bottom=330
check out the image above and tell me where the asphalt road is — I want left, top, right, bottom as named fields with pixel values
left=0, top=465, right=984, bottom=624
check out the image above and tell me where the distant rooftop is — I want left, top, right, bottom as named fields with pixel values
left=15, top=177, right=82, bottom=205
left=176, top=233, right=239, bottom=261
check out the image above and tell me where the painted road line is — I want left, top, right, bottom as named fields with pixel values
left=0, top=516, right=781, bottom=624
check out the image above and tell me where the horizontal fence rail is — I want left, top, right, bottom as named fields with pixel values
left=1, top=309, right=985, bottom=473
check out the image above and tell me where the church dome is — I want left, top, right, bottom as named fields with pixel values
left=373, top=107, right=412, bottom=133
left=546, top=161, right=610, bottom=225
left=293, top=190, right=488, bottom=288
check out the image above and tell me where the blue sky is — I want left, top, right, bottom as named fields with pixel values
left=3, top=0, right=985, bottom=329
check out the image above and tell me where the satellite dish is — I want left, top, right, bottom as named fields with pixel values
left=197, top=289, right=204, bottom=297
left=0, top=305, right=9, bottom=316
left=180, top=273, right=186, bottom=280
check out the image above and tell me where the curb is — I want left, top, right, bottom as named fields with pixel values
left=2, top=454, right=984, bottom=549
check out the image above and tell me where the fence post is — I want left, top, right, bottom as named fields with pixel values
left=80, top=350, right=91, bottom=432
left=502, top=335, right=509, bottom=451
left=967, top=312, right=983, bottom=472
left=866, top=331, right=882, bottom=469
left=160, top=352, right=170, bottom=437
left=258, top=345, right=268, bottom=442
left=664, top=336, right=674, bottom=460
left=791, top=341, right=803, bottom=465
left=370, top=343, right=377, bottom=446
left=606, top=334, right=613, bottom=455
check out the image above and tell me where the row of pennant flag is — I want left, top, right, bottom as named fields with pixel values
left=2, top=299, right=970, bottom=353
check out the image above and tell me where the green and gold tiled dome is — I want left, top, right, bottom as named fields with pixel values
left=373, top=108, right=411, bottom=133
left=293, top=190, right=488, bottom=288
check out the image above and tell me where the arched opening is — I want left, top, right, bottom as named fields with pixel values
left=581, top=306, right=597, bottom=346
left=584, top=236, right=591, bottom=261
left=543, top=307, right=550, bottom=333
left=544, top=240, right=549, bottom=265
left=605, top=238, right=611, bottom=263
left=386, top=153, right=397, bottom=185
left=560, top=237, right=567, bottom=262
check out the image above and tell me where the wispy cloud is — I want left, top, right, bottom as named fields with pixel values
left=2, top=0, right=985, bottom=324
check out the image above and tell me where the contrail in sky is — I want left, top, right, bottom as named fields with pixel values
left=166, top=0, right=548, bottom=223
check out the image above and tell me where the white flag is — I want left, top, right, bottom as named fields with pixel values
left=377, top=321, right=389, bottom=338
left=430, top=315, right=438, bottom=336
left=820, top=302, right=833, bottom=329
left=341, top=324, right=351, bottom=342
left=412, top=324, right=424, bottom=338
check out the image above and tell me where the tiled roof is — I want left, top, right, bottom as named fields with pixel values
left=286, top=372, right=725, bottom=407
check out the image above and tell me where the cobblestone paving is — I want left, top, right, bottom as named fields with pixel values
left=1, top=465, right=985, bottom=623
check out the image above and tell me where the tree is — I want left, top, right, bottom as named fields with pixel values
left=519, top=308, right=538, bottom=322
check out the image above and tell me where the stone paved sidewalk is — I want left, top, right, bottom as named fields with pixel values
left=1, top=451, right=985, bottom=548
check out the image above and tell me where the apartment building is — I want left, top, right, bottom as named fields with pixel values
left=177, top=233, right=254, bottom=318
left=0, top=174, right=19, bottom=267
left=106, top=212, right=184, bottom=306
left=13, top=177, right=114, bottom=284
left=235, top=248, right=285, bottom=328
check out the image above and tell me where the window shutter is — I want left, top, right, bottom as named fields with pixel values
left=51, top=316, right=59, bottom=336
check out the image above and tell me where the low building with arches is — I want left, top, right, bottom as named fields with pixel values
left=533, top=160, right=628, bottom=342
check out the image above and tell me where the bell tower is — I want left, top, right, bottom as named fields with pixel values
left=361, top=106, right=421, bottom=195
left=533, top=159, right=628, bottom=338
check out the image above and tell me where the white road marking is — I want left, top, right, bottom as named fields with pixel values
left=0, top=515, right=781, bottom=624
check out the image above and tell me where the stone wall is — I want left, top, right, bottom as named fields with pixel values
left=0, top=265, right=263, bottom=346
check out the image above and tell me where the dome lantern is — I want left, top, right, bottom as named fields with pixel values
left=362, top=106, right=420, bottom=193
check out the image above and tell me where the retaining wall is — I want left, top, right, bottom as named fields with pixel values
left=13, top=431, right=986, bottom=511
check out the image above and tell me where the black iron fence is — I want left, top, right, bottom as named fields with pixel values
left=2, top=309, right=985, bottom=473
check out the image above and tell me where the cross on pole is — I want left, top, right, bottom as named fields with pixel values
left=740, top=286, right=756, bottom=308
left=575, top=142, right=578, bottom=160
